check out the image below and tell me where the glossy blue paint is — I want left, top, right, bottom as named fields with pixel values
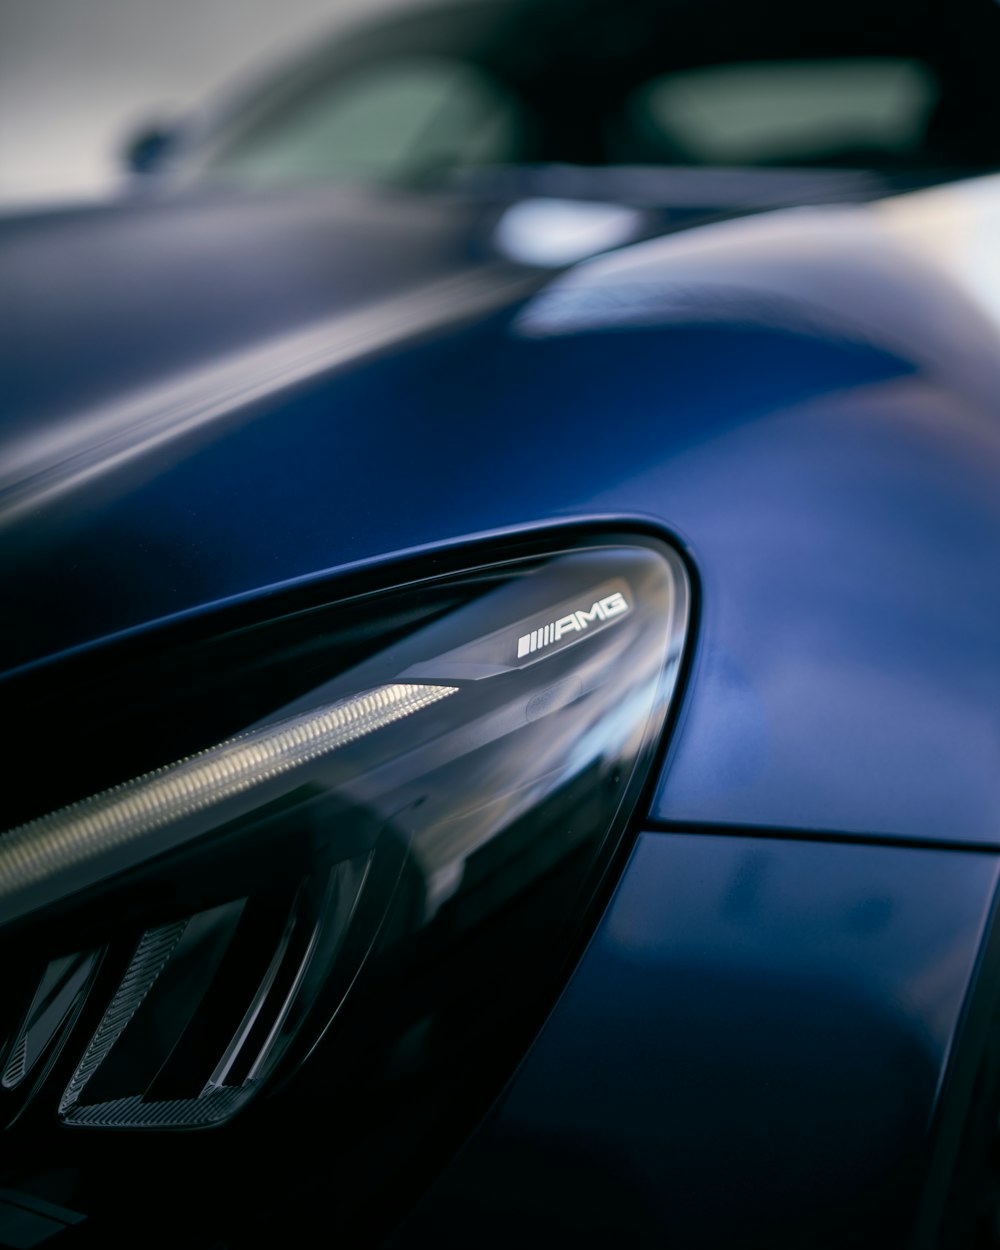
left=2, top=179, right=1000, bottom=844
left=394, top=831, right=1000, bottom=1248
left=0, top=184, right=506, bottom=428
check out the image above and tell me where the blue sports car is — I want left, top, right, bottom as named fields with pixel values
left=2, top=0, right=1000, bottom=1245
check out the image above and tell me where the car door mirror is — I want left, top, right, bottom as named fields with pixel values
left=123, top=121, right=178, bottom=174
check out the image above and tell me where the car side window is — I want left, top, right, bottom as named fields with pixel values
left=205, top=56, right=525, bottom=186
left=624, top=58, right=940, bottom=167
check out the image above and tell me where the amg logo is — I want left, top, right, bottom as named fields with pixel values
left=517, top=591, right=629, bottom=659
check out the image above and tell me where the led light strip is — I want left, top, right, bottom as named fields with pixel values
left=0, top=682, right=457, bottom=909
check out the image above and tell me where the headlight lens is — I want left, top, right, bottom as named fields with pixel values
left=0, top=536, right=688, bottom=1235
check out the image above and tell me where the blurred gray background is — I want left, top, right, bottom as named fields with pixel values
left=0, top=0, right=397, bottom=206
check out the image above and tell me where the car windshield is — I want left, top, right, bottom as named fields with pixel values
left=181, top=0, right=1000, bottom=189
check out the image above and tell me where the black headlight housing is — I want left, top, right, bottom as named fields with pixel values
left=0, top=532, right=690, bottom=1246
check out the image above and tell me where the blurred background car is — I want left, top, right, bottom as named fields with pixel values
left=126, top=0, right=1000, bottom=188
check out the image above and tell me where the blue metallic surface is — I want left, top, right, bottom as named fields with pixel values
left=1, top=181, right=1000, bottom=855
left=2, top=177, right=1000, bottom=849
left=395, top=831, right=1000, bottom=1248
left=0, top=184, right=506, bottom=426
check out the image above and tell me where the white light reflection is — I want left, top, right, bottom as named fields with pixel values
left=494, top=198, right=645, bottom=267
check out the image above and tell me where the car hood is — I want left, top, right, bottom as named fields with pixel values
left=3, top=172, right=1000, bottom=669
left=0, top=183, right=539, bottom=435
left=3, top=173, right=1000, bottom=845
left=0, top=166, right=887, bottom=448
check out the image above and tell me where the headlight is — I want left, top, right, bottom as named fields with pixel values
left=0, top=535, right=688, bottom=1233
